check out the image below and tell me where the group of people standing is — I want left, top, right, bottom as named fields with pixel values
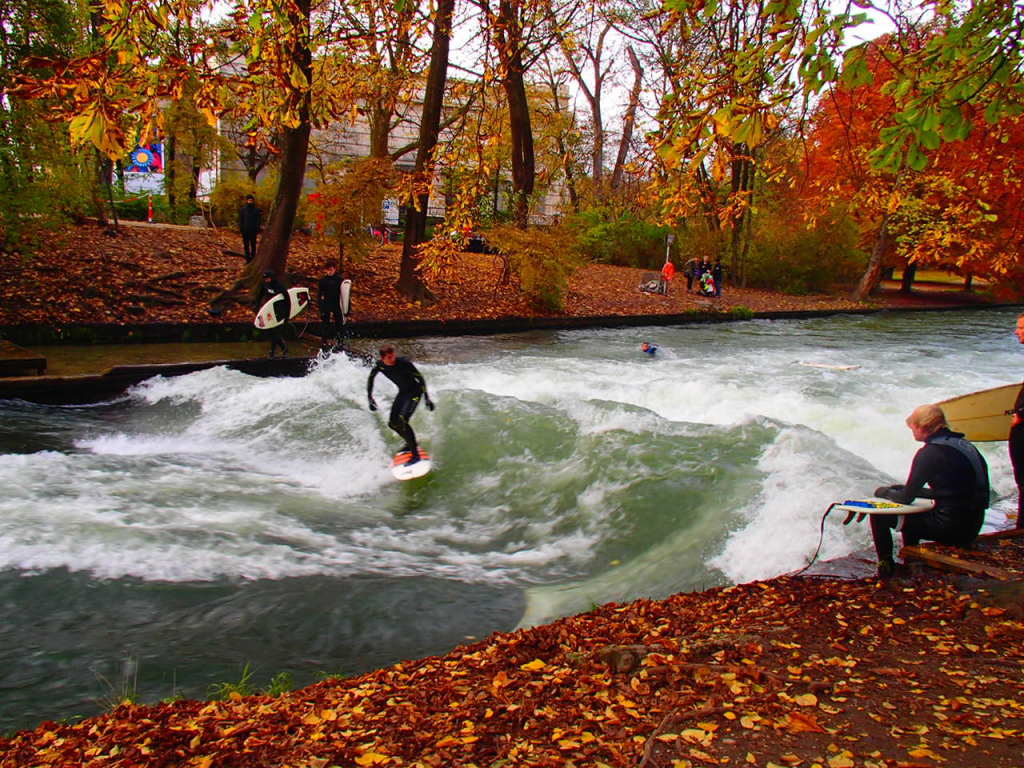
left=256, top=265, right=347, bottom=358
left=242, top=195, right=348, bottom=353
left=685, top=259, right=723, bottom=297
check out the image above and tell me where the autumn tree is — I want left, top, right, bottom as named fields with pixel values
left=804, top=30, right=1024, bottom=299
left=653, top=0, right=1024, bottom=176
left=473, top=0, right=579, bottom=228
left=536, top=53, right=584, bottom=212
left=551, top=0, right=642, bottom=196
left=649, top=0, right=817, bottom=284
left=330, top=0, right=429, bottom=161
left=0, top=0, right=95, bottom=247
left=307, top=157, right=398, bottom=272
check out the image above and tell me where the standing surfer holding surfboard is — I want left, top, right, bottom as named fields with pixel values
left=258, top=270, right=290, bottom=358
left=1010, top=313, right=1024, bottom=529
left=368, top=345, right=434, bottom=466
left=870, top=404, right=989, bottom=578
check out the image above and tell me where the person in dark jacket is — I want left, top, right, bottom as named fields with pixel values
left=871, top=403, right=989, bottom=577
left=258, top=270, right=289, bottom=358
left=239, top=195, right=262, bottom=262
left=712, top=262, right=723, bottom=297
left=317, top=265, right=344, bottom=342
left=367, top=345, right=434, bottom=465
left=1010, top=312, right=1024, bottom=529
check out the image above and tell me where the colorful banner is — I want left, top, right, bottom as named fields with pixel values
left=126, top=143, right=164, bottom=174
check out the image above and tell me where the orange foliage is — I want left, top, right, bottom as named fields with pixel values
left=803, top=38, right=1024, bottom=287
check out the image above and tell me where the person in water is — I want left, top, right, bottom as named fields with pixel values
left=1010, top=312, right=1024, bottom=529
left=367, top=344, right=434, bottom=465
left=641, top=342, right=658, bottom=356
left=871, top=403, right=989, bottom=578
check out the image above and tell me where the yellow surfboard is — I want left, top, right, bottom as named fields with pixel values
left=937, top=382, right=1022, bottom=442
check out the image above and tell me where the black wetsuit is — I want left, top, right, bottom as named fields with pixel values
left=871, top=427, right=989, bottom=563
left=239, top=202, right=262, bottom=262
left=1010, top=383, right=1024, bottom=529
left=258, top=276, right=289, bottom=357
left=317, top=273, right=344, bottom=340
left=367, top=357, right=430, bottom=456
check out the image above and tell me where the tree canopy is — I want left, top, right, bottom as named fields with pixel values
left=4, top=0, right=1023, bottom=300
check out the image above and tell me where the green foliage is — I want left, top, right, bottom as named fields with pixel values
left=0, top=150, right=96, bottom=251
left=307, top=158, right=400, bottom=267
left=486, top=224, right=584, bottom=312
left=209, top=173, right=298, bottom=230
left=567, top=208, right=668, bottom=269
left=262, top=671, right=294, bottom=697
left=745, top=207, right=864, bottom=294
left=209, top=176, right=258, bottom=227
left=208, top=663, right=256, bottom=700
left=93, top=657, right=140, bottom=712
left=729, top=306, right=755, bottom=320
left=112, top=193, right=195, bottom=224
left=674, top=225, right=729, bottom=266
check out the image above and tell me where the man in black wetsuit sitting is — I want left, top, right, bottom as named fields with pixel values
left=871, top=403, right=989, bottom=578
left=367, top=345, right=435, bottom=465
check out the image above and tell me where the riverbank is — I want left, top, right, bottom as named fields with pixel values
left=0, top=221, right=1009, bottom=349
left=2, top=533, right=1022, bottom=767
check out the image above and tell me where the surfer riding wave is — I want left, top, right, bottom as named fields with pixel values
left=367, top=345, right=435, bottom=465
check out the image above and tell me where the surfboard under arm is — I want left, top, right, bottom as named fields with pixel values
left=937, top=382, right=1021, bottom=442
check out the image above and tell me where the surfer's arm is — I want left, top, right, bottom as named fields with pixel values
left=409, top=363, right=433, bottom=408
left=367, top=365, right=380, bottom=409
left=876, top=448, right=940, bottom=503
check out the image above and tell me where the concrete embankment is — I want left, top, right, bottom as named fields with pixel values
left=1, top=302, right=1018, bottom=405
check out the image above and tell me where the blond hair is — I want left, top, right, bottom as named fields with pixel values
left=906, top=404, right=947, bottom=434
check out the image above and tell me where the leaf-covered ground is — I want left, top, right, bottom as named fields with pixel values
left=1, top=538, right=1022, bottom=767
left=0, top=221, right=995, bottom=329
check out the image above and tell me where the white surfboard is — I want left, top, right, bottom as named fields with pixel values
left=390, top=449, right=432, bottom=480
left=341, top=279, right=352, bottom=316
left=254, top=286, right=310, bottom=329
left=833, top=497, right=936, bottom=516
left=799, top=362, right=860, bottom=371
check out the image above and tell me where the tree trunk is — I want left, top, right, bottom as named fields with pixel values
left=247, top=145, right=260, bottom=182
left=505, top=69, right=534, bottom=228
left=900, top=262, right=917, bottom=293
left=247, top=0, right=312, bottom=293
left=499, top=0, right=534, bottom=229
left=368, top=102, right=392, bottom=159
left=854, top=214, right=890, bottom=300
left=167, top=133, right=177, bottom=216
left=611, top=46, right=642, bottom=191
left=250, top=122, right=311, bottom=281
left=396, top=0, right=454, bottom=301
left=557, top=135, right=579, bottom=213
left=728, top=146, right=753, bottom=285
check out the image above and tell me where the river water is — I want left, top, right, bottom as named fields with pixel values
left=1, top=308, right=1020, bottom=732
